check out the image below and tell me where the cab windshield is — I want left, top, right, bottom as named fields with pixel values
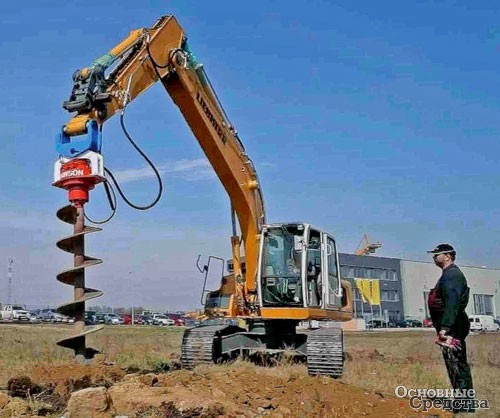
left=261, top=225, right=304, bottom=305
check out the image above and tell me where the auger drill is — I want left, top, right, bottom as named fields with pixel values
left=53, top=122, right=104, bottom=362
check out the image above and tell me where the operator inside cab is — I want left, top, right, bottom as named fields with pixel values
left=306, top=235, right=322, bottom=306
left=262, top=225, right=304, bottom=306
left=261, top=224, right=325, bottom=308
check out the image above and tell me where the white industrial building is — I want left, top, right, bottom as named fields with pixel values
left=400, top=260, right=500, bottom=321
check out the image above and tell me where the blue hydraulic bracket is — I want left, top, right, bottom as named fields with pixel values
left=56, top=120, right=102, bottom=158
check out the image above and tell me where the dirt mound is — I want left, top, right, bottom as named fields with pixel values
left=126, top=362, right=448, bottom=417
left=0, top=360, right=450, bottom=417
left=29, top=358, right=125, bottom=400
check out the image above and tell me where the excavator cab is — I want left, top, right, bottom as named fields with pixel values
left=259, top=223, right=343, bottom=312
left=201, top=223, right=345, bottom=318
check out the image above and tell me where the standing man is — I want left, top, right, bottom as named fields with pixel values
left=427, top=244, right=474, bottom=411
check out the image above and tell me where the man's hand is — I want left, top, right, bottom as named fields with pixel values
left=438, top=329, right=448, bottom=340
left=435, top=329, right=462, bottom=351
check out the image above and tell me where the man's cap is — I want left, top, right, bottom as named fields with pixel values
left=427, top=243, right=455, bottom=255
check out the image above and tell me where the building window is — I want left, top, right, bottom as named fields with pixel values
left=341, top=266, right=355, bottom=278
left=341, top=266, right=398, bottom=282
left=473, top=294, right=494, bottom=315
left=389, top=310, right=400, bottom=320
left=381, top=270, right=397, bottom=281
left=381, top=290, right=399, bottom=302
left=354, top=267, right=364, bottom=277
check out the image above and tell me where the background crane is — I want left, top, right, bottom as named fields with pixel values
left=355, top=234, right=382, bottom=256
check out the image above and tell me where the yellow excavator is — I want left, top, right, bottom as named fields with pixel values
left=54, top=15, right=353, bottom=377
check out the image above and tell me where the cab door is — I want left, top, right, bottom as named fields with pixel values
left=322, top=233, right=342, bottom=308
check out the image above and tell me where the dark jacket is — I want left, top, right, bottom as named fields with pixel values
left=428, top=264, right=470, bottom=340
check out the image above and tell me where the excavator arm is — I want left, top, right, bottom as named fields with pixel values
left=59, top=15, right=265, bottom=314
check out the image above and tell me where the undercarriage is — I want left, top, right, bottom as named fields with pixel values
left=181, top=320, right=344, bottom=378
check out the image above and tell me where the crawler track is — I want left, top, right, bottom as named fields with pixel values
left=306, top=327, right=344, bottom=378
left=181, top=324, right=247, bottom=369
left=181, top=325, right=229, bottom=369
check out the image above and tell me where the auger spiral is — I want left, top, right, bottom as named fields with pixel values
left=53, top=140, right=106, bottom=362
left=56, top=203, right=103, bottom=362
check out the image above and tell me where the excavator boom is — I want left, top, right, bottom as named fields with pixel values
left=61, top=15, right=265, bottom=308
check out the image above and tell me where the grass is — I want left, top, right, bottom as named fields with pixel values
left=0, top=325, right=498, bottom=416
left=342, top=330, right=499, bottom=417
left=0, top=324, right=183, bottom=387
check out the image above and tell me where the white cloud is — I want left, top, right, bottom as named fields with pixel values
left=113, top=158, right=216, bottom=184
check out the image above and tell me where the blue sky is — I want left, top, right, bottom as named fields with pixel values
left=1, top=1, right=500, bottom=310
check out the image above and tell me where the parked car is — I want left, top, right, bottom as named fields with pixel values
left=104, top=313, right=124, bottom=325
left=152, top=314, right=175, bottom=326
left=469, top=315, right=500, bottom=332
left=366, top=319, right=384, bottom=329
left=166, top=313, right=186, bottom=326
left=131, top=315, right=146, bottom=325
left=173, top=317, right=185, bottom=326
left=85, top=311, right=97, bottom=325
left=0, top=304, right=30, bottom=321
left=28, top=311, right=41, bottom=323
left=405, top=319, right=423, bottom=328
left=37, top=309, right=52, bottom=321
left=121, top=314, right=132, bottom=325
left=389, top=319, right=407, bottom=328
left=95, top=313, right=106, bottom=324
left=38, top=309, right=68, bottom=323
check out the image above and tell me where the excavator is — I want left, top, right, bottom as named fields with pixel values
left=53, top=15, right=353, bottom=377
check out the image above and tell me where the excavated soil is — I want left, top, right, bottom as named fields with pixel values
left=1, top=358, right=450, bottom=418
